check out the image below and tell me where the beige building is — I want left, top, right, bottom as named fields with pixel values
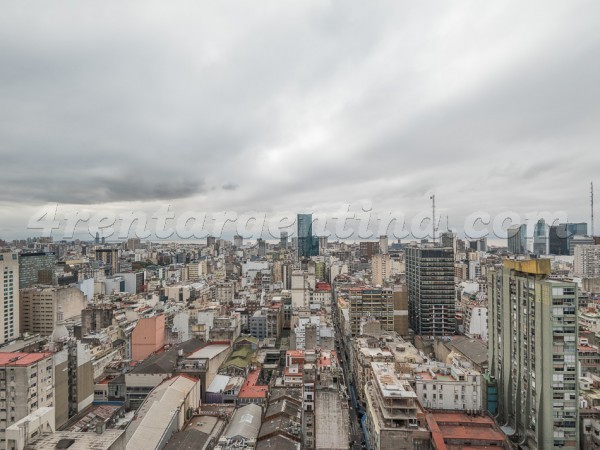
left=371, top=253, right=391, bottom=287
left=364, top=362, right=430, bottom=450
left=0, top=252, right=19, bottom=345
left=20, top=286, right=87, bottom=335
left=187, top=260, right=207, bottom=281
left=0, top=352, right=54, bottom=445
left=349, top=287, right=400, bottom=337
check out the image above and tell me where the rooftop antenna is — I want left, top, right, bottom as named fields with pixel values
left=447, top=215, right=449, bottom=232
left=430, top=194, right=436, bottom=243
left=592, top=182, right=595, bottom=237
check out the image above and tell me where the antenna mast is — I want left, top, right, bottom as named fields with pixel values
left=431, top=194, right=436, bottom=244
left=592, top=182, right=595, bottom=237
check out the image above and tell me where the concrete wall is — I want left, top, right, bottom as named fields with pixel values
left=54, top=351, right=69, bottom=428
left=131, top=315, right=165, bottom=361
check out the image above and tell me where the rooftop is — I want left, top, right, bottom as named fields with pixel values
left=238, top=369, right=268, bottom=399
left=0, top=352, right=52, bottom=366
left=24, top=430, right=125, bottom=450
left=426, top=412, right=510, bottom=449
left=222, top=403, right=262, bottom=441
left=371, top=362, right=416, bottom=399
left=127, top=375, right=199, bottom=449
left=189, top=343, right=230, bottom=360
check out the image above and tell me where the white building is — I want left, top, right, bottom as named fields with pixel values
left=574, top=245, right=600, bottom=278
left=0, top=252, right=19, bottom=344
left=414, top=364, right=482, bottom=411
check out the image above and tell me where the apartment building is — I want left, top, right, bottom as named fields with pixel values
left=488, top=259, right=579, bottom=449
left=0, top=352, right=54, bottom=445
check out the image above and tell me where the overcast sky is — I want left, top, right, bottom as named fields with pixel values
left=1, top=1, right=599, bottom=241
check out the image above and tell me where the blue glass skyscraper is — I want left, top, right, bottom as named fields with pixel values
left=297, top=213, right=318, bottom=258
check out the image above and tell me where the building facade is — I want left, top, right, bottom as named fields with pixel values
left=18, top=252, right=57, bottom=288
left=20, top=286, right=87, bottom=336
left=488, top=259, right=578, bottom=449
left=406, top=246, right=456, bottom=336
left=297, top=214, right=318, bottom=258
left=0, top=252, right=19, bottom=345
left=507, top=224, right=527, bottom=254
left=0, top=352, right=54, bottom=445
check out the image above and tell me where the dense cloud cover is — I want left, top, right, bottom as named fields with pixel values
left=1, top=1, right=599, bottom=239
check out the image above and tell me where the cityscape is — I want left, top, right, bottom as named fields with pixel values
left=2, top=2, right=600, bottom=450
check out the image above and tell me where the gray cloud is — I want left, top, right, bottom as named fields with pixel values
left=222, top=183, right=239, bottom=191
left=1, top=1, right=600, bottom=238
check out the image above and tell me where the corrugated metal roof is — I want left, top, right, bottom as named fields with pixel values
left=222, top=404, right=262, bottom=441
left=127, top=376, right=198, bottom=450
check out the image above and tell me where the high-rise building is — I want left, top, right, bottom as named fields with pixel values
left=279, top=231, right=288, bottom=249
left=348, top=287, right=395, bottom=336
left=0, top=252, right=19, bottom=345
left=574, top=245, right=600, bottom=278
left=0, top=352, right=54, bottom=443
left=257, top=238, right=266, bottom=257
left=507, top=224, right=527, bottom=254
left=364, top=362, right=430, bottom=449
left=233, top=234, right=243, bottom=248
left=359, top=241, right=378, bottom=261
left=379, top=235, right=389, bottom=254
left=318, top=236, right=328, bottom=255
left=533, top=219, right=548, bottom=255
left=126, top=237, right=141, bottom=251
left=549, top=224, right=569, bottom=255
left=569, top=234, right=595, bottom=256
left=297, top=214, right=317, bottom=258
left=549, top=223, right=588, bottom=255
left=371, top=253, right=391, bottom=286
left=441, top=231, right=457, bottom=254
left=20, top=286, right=87, bottom=336
left=18, top=252, right=56, bottom=288
left=94, top=248, right=119, bottom=275
left=406, top=246, right=456, bottom=336
left=206, top=235, right=217, bottom=247
left=488, top=259, right=579, bottom=449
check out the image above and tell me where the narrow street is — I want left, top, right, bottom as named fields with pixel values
left=332, top=298, right=367, bottom=450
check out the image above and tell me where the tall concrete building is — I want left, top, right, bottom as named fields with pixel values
left=233, top=234, right=243, bottom=248
left=379, top=235, right=388, bottom=254
left=0, top=352, right=54, bottom=444
left=569, top=234, right=595, bottom=256
left=94, top=248, right=119, bottom=275
left=318, top=236, right=328, bottom=255
left=359, top=241, right=378, bottom=261
left=348, top=287, right=397, bottom=336
left=257, top=238, right=266, bottom=257
left=20, top=286, right=87, bottom=336
left=53, top=339, right=94, bottom=427
left=574, top=245, right=600, bottom=278
left=279, top=231, right=288, bottom=249
left=364, top=362, right=430, bottom=449
left=371, top=253, right=391, bottom=287
left=18, top=251, right=56, bottom=288
left=0, top=252, right=19, bottom=345
left=406, top=246, right=456, bottom=336
left=488, top=260, right=579, bottom=449
left=441, top=231, right=457, bottom=255
left=507, top=224, right=527, bottom=254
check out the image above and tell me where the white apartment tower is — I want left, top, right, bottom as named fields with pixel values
left=0, top=252, right=19, bottom=345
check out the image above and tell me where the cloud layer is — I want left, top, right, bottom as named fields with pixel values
left=1, top=1, right=599, bottom=239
